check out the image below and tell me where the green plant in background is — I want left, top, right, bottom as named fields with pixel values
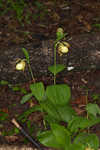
left=9, top=0, right=26, bottom=23
left=0, top=79, right=28, bottom=95
left=0, top=0, right=48, bottom=25
left=0, top=0, right=27, bottom=24
left=17, top=105, right=42, bottom=123
left=1, top=127, right=20, bottom=136
left=92, top=24, right=100, bottom=30
left=0, top=80, right=10, bottom=86
left=92, top=93, right=100, bottom=102
left=0, top=0, right=29, bottom=25
left=32, top=1, right=48, bottom=21
left=0, top=110, right=9, bottom=122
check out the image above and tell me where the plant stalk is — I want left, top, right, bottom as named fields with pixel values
left=54, top=42, right=57, bottom=84
left=28, top=63, right=35, bottom=83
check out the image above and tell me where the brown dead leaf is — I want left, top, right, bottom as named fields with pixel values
left=29, top=100, right=35, bottom=107
left=1, top=108, right=9, bottom=114
left=71, top=95, right=87, bottom=105
left=83, top=20, right=92, bottom=32
left=5, top=135, right=19, bottom=142
left=29, top=111, right=43, bottom=123
left=52, top=12, right=60, bottom=21
left=76, top=15, right=92, bottom=32
left=7, top=19, right=19, bottom=31
left=12, top=35, right=25, bottom=44
left=44, top=1, right=55, bottom=6
left=73, top=106, right=85, bottom=115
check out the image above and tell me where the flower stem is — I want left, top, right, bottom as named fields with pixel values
left=28, top=63, right=35, bottom=83
left=54, top=42, right=58, bottom=84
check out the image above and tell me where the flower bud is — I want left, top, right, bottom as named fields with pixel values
left=56, top=28, right=64, bottom=39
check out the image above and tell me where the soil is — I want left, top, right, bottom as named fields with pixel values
left=0, top=0, right=100, bottom=149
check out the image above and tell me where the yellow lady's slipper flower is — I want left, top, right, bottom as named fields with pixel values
left=62, top=41, right=70, bottom=48
left=58, top=41, right=70, bottom=56
left=16, top=60, right=26, bottom=71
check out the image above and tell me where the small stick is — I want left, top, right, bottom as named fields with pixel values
left=11, top=118, right=43, bottom=150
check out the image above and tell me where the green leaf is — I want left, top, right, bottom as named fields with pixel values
left=42, top=102, right=76, bottom=123
left=2, top=127, right=20, bottom=136
left=20, top=93, right=33, bottom=104
left=20, top=88, right=27, bottom=94
left=22, top=48, right=30, bottom=63
left=74, top=133, right=99, bottom=150
left=46, top=84, right=71, bottom=106
left=0, top=80, right=9, bottom=85
left=38, top=124, right=71, bottom=149
left=51, top=124, right=71, bottom=149
left=92, top=24, right=100, bottom=28
left=14, top=127, right=20, bottom=134
left=30, top=82, right=45, bottom=102
left=0, top=111, right=9, bottom=121
left=41, top=100, right=60, bottom=122
left=58, top=105, right=76, bottom=122
left=68, top=116, right=100, bottom=133
left=92, top=93, right=100, bottom=101
left=86, top=103, right=100, bottom=117
left=12, top=86, right=27, bottom=94
left=56, top=33, right=64, bottom=41
left=35, top=1, right=43, bottom=9
left=48, top=64, right=65, bottom=75
left=12, top=86, right=20, bottom=91
left=44, top=115, right=59, bottom=124
left=27, top=120, right=31, bottom=129
left=65, top=143, right=85, bottom=150
left=56, top=32, right=67, bottom=41
left=38, top=130, right=61, bottom=149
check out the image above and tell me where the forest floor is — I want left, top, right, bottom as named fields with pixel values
left=0, top=0, right=100, bottom=149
